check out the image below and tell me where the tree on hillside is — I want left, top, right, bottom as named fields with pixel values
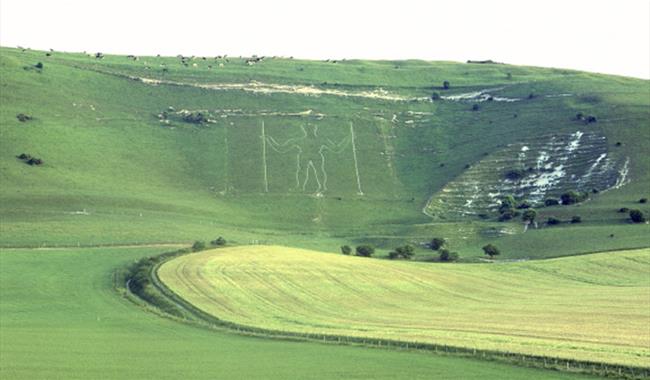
left=340, top=245, right=352, bottom=255
left=442, top=80, right=450, bottom=90
left=355, top=245, right=375, bottom=257
left=431, top=92, right=441, bottom=100
left=430, top=237, right=446, bottom=251
left=629, top=209, right=646, bottom=223
left=522, top=209, right=537, bottom=223
left=210, top=237, right=227, bottom=246
left=388, top=245, right=415, bottom=260
left=192, top=241, right=206, bottom=252
left=547, top=217, right=561, bottom=225
left=439, top=249, right=459, bottom=262
left=544, top=198, right=560, bottom=206
left=560, top=191, right=588, bottom=205
left=482, top=244, right=500, bottom=259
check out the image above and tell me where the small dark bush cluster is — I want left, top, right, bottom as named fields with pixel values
left=498, top=195, right=520, bottom=221
left=24, top=62, right=43, bottom=72
left=639, top=198, right=648, bottom=204
left=192, top=241, right=206, bottom=252
left=547, top=217, right=561, bottom=225
left=16, top=113, right=32, bottom=122
left=438, top=249, right=459, bottom=262
left=124, top=251, right=188, bottom=317
left=355, top=245, right=375, bottom=257
left=16, top=153, right=43, bottom=166
left=340, top=245, right=352, bottom=255
left=544, top=198, right=560, bottom=206
left=560, top=191, right=589, bottom=205
left=442, top=80, right=450, bottom=90
left=182, top=112, right=209, bottom=124
left=516, top=201, right=531, bottom=209
left=431, top=92, right=441, bottom=100
left=210, top=237, right=227, bottom=246
left=522, top=209, right=537, bottom=223
left=629, top=209, right=646, bottom=223
left=575, top=112, right=597, bottom=124
left=619, top=207, right=630, bottom=213
left=388, top=245, right=414, bottom=260
left=472, top=104, right=480, bottom=111
left=482, top=244, right=500, bottom=258
left=570, top=216, right=582, bottom=224
left=504, top=168, right=526, bottom=181
left=430, top=237, right=446, bottom=251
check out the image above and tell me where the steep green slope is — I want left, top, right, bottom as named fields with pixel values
left=0, top=246, right=601, bottom=380
left=1, top=47, right=648, bottom=258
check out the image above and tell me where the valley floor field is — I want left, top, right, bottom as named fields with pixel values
left=159, top=246, right=650, bottom=367
left=0, top=246, right=604, bottom=380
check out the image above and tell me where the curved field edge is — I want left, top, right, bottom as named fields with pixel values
left=156, top=246, right=650, bottom=367
left=125, top=247, right=650, bottom=379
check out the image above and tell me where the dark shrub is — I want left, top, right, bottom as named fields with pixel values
left=472, top=104, right=480, bottom=111
left=585, top=115, right=597, bottom=124
left=34, top=62, right=43, bottom=69
left=16, top=153, right=31, bottom=160
left=619, top=207, right=630, bottom=213
left=544, top=198, right=560, bottom=206
left=629, top=209, right=646, bottom=223
left=210, top=237, right=226, bottom=246
left=431, top=92, right=441, bottom=100
left=182, top=112, right=208, bottom=124
left=639, top=198, right=648, bottom=204
left=192, top=241, right=206, bottom=251
left=522, top=209, right=537, bottom=222
left=388, top=245, right=415, bottom=260
left=575, top=112, right=584, bottom=120
left=498, top=195, right=517, bottom=221
left=340, top=245, right=352, bottom=255
left=430, top=238, right=446, bottom=251
left=26, top=158, right=43, bottom=166
left=561, top=191, right=588, bottom=205
left=16, top=113, right=32, bottom=122
left=504, top=169, right=525, bottom=181
left=528, top=93, right=535, bottom=99
left=570, top=216, right=582, bottom=224
left=482, top=244, right=500, bottom=258
left=442, top=81, right=450, bottom=90
left=547, top=217, right=561, bottom=225
left=498, top=211, right=514, bottom=221
left=517, top=201, right=532, bottom=209
left=355, top=245, right=375, bottom=257
left=439, top=249, right=459, bottom=262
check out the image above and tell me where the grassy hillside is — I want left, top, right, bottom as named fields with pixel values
left=1, top=47, right=649, bottom=259
left=0, top=246, right=602, bottom=380
left=159, top=246, right=650, bottom=367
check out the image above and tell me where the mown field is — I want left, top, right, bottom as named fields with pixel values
left=0, top=246, right=604, bottom=380
left=159, top=246, right=650, bottom=367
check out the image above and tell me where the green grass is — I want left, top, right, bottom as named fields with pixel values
left=0, top=246, right=602, bottom=380
left=159, top=245, right=650, bottom=366
left=1, top=46, right=649, bottom=378
left=1, top=46, right=649, bottom=260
